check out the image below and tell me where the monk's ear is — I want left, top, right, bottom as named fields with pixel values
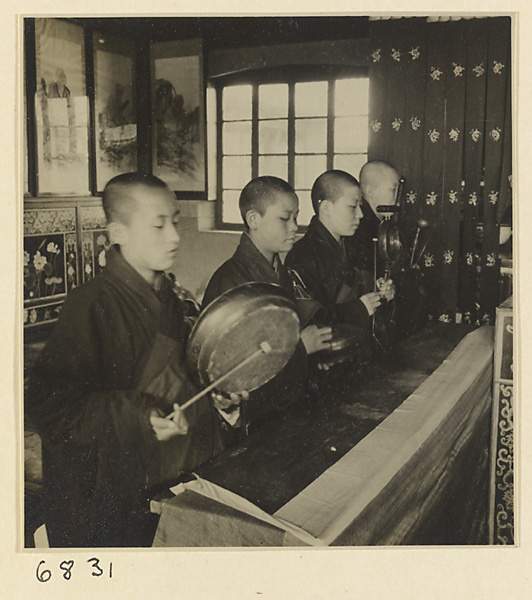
left=108, top=221, right=128, bottom=246
left=246, top=209, right=260, bottom=231
left=319, top=199, right=332, bottom=218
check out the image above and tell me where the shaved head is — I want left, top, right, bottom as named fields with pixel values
left=359, top=160, right=398, bottom=190
left=239, top=176, right=297, bottom=230
left=359, top=160, right=400, bottom=216
left=311, top=170, right=360, bottom=215
left=102, top=173, right=172, bottom=225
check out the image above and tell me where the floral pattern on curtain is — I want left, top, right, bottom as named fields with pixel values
left=368, top=17, right=512, bottom=324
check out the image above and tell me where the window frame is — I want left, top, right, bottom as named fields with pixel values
left=213, top=64, right=369, bottom=230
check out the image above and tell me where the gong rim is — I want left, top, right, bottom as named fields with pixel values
left=378, top=219, right=402, bottom=263
left=188, top=282, right=301, bottom=393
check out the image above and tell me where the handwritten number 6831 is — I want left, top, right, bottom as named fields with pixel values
left=36, top=558, right=113, bottom=582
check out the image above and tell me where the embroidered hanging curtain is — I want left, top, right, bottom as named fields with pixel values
left=367, top=17, right=512, bottom=324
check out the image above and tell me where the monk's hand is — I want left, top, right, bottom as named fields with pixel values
left=376, top=277, right=395, bottom=302
left=301, top=324, right=333, bottom=355
left=211, top=390, right=249, bottom=411
left=211, top=391, right=247, bottom=427
left=150, top=404, right=188, bottom=441
left=360, top=292, right=382, bottom=316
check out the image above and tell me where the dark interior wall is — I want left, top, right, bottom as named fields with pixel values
left=208, top=38, right=368, bottom=79
left=70, top=16, right=369, bottom=48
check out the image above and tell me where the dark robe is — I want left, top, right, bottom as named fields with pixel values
left=202, top=233, right=309, bottom=424
left=346, top=203, right=428, bottom=340
left=285, top=216, right=373, bottom=335
left=27, top=248, right=225, bottom=548
left=203, top=233, right=297, bottom=307
left=346, top=198, right=410, bottom=278
left=345, top=198, right=382, bottom=274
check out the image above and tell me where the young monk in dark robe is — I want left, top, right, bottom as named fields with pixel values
left=347, top=160, right=402, bottom=274
left=285, top=170, right=395, bottom=357
left=350, top=160, right=427, bottom=339
left=202, top=176, right=332, bottom=423
left=27, top=173, right=242, bottom=548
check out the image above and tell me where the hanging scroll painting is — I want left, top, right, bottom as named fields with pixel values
left=34, top=18, right=89, bottom=195
left=93, top=32, right=138, bottom=192
left=151, top=39, right=206, bottom=196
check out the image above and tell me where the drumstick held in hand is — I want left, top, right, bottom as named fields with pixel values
left=178, top=341, right=272, bottom=411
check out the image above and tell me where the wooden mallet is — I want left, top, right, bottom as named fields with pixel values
left=171, top=341, right=272, bottom=413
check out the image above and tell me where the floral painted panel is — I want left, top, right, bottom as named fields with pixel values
left=80, top=205, right=109, bottom=283
left=24, top=300, right=64, bottom=329
left=82, top=231, right=111, bottom=282
left=24, top=207, right=78, bottom=327
left=24, top=234, right=67, bottom=301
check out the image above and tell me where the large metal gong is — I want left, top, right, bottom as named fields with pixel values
left=187, top=282, right=301, bottom=394
left=377, top=218, right=403, bottom=265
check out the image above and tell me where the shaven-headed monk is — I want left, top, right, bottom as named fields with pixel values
left=285, top=170, right=394, bottom=351
left=203, top=176, right=332, bottom=354
left=351, top=160, right=427, bottom=339
left=348, top=160, right=402, bottom=274
left=28, top=173, right=241, bottom=547
left=203, top=176, right=333, bottom=422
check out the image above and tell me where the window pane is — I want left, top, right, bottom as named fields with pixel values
left=334, top=116, right=368, bottom=153
left=223, top=121, right=252, bottom=155
left=295, top=118, right=327, bottom=154
left=222, top=189, right=242, bottom=224
left=259, top=84, right=288, bottom=119
left=259, top=119, right=288, bottom=154
left=335, top=78, right=369, bottom=117
left=258, top=155, right=288, bottom=180
left=223, top=155, right=252, bottom=189
left=295, top=154, right=326, bottom=189
left=295, top=81, right=328, bottom=117
left=34, top=18, right=89, bottom=194
left=334, top=154, right=367, bottom=180
left=223, top=85, right=252, bottom=120
left=294, top=189, right=314, bottom=227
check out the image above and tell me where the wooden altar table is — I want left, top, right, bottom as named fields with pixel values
left=152, top=325, right=494, bottom=547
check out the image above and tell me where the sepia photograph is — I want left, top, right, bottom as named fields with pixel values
left=9, top=4, right=532, bottom=598
left=21, top=13, right=515, bottom=551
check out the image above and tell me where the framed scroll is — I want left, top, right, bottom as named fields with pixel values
left=33, top=18, right=89, bottom=195
left=93, top=32, right=138, bottom=192
left=150, top=39, right=206, bottom=197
